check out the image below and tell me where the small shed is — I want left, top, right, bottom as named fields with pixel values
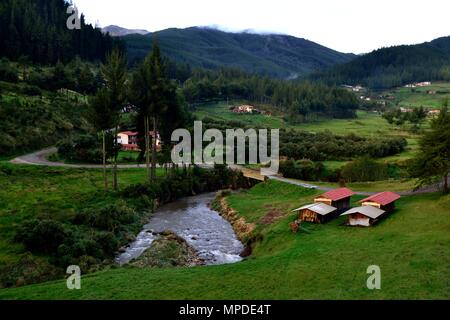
left=314, top=188, right=355, bottom=212
left=293, top=203, right=338, bottom=224
left=359, top=191, right=401, bottom=213
left=341, top=206, right=386, bottom=227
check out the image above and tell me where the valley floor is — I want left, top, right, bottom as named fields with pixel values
left=0, top=175, right=448, bottom=300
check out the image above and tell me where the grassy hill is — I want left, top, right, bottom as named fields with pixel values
left=0, top=179, right=448, bottom=299
left=123, top=27, right=355, bottom=78
left=381, top=82, right=450, bottom=109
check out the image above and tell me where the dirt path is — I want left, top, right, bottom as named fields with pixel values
left=10, top=147, right=147, bottom=169
left=10, top=148, right=447, bottom=196
left=268, top=175, right=447, bottom=196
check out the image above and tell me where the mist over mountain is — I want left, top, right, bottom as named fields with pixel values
left=102, top=25, right=149, bottom=37
left=120, top=26, right=355, bottom=78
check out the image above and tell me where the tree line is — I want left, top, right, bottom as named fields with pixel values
left=90, top=45, right=190, bottom=190
left=310, top=43, right=450, bottom=89
left=181, top=68, right=360, bottom=120
left=0, top=0, right=123, bottom=64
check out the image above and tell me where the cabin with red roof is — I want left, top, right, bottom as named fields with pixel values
left=359, top=191, right=401, bottom=213
left=314, top=188, right=355, bottom=212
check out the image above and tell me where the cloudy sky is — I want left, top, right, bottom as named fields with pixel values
left=72, top=0, right=450, bottom=54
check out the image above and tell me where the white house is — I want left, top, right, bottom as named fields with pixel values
left=117, top=131, right=161, bottom=151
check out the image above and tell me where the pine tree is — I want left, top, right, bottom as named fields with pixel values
left=130, top=43, right=182, bottom=183
left=410, top=107, right=450, bottom=194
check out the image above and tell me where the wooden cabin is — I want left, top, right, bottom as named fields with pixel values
left=293, top=203, right=338, bottom=224
left=341, top=206, right=386, bottom=227
left=359, top=191, right=401, bottom=213
left=314, top=188, right=355, bottom=213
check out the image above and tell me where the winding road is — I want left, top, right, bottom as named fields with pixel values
left=10, top=148, right=447, bottom=196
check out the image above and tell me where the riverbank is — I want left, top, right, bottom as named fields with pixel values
left=0, top=162, right=250, bottom=288
left=1, top=179, right=449, bottom=299
left=117, top=193, right=245, bottom=266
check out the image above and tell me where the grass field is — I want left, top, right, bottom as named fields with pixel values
left=195, top=102, right=418, bottom=137
left=281, top=177, right=417, bottom=193
left=195, top=101, right=287, bottom=128
left=48, top=150, right=141, bottom=165
left=0, top=163, right=163, bottom=267
left=0, top=179, right=448, bottom=300
left=194, top=102, right=423, bottom=163
left=385, top=82, right=450, bottom=109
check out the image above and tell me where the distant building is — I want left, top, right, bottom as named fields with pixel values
left=314, top=188, right=355, bottom=212
left=343, top=85, right=365, bottom=92
left=400, top=107, right=413, bottom=113
left=293, top=203, right=338, bottom=224
left=404, top=81, right=432, bottom=88
left=428, top=109, right=441, bottom=116
left=121, top=103, right=136, bottom=113
left=232, top=105, right=255, bottom=114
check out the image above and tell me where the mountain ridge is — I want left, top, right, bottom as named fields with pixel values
left=119, top=26, right=356, bottom=78
left=310, top=36, right=450, bottom=89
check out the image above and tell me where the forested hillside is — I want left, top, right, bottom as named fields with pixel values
left=310, top=39, right=450, bottom=89
left=0, top=0, right=123, bottom=64
left=182, top=68, right=360, bottom=120
left=122, top=27, right=355, bottom=78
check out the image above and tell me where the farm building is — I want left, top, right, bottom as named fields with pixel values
left=341, top=206, right=386, bottom=227
left=314, top=188, right=355, bottom=212
left=232, top=105, right=255, bottom=114
left=359, top=191, right=401, bottom=213
left=293, top=203, right=338, bottom=224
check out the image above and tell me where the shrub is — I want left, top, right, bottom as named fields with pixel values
left=280, top=159, right=324, bottom=181
left=21, top=84, right=42, bottom=96
left=74, top=201, right=137, bottom=233
left=341, top=157, right=389, bottom=182
left=0, top=253, right=60, bottom=288
left=0, top=61, right=18, bottom=82
left=57, top=134, right=109, bottom=164
left=15, top=219, right=67, bottom=255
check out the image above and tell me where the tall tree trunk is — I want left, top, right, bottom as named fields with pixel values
left=102, top=130, right=108, bottom=190
left=444, top=173, right=449, bottom=194
left=145, top=116, right=151, bottom=183
left=113, top=125, right=119, bottom=190
left=151, top=116, right=157, bottom=182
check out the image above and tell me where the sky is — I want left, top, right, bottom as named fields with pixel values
left=72, top=0, right=450, bottom=54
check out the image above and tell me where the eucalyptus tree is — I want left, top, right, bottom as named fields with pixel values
left=89, top=88, right=113, bottom=189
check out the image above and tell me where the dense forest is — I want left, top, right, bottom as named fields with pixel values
left=0, top=0, right=123, bottom=64
left=310, top=41, right=450, bottom=89
left=122, top=26, right=355, bottom=78
left=182, top=68, right=360, bottom=120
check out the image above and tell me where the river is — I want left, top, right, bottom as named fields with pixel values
left=116, top=193, right=244, bottom=266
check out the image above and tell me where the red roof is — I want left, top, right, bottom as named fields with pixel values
left=316, top=188, right=355, bottom=201
left=359, top=192, right=401, bottom=206
left=119, top=131, right=159, bottom=137
left=119, top=131, right=139, bottom=136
